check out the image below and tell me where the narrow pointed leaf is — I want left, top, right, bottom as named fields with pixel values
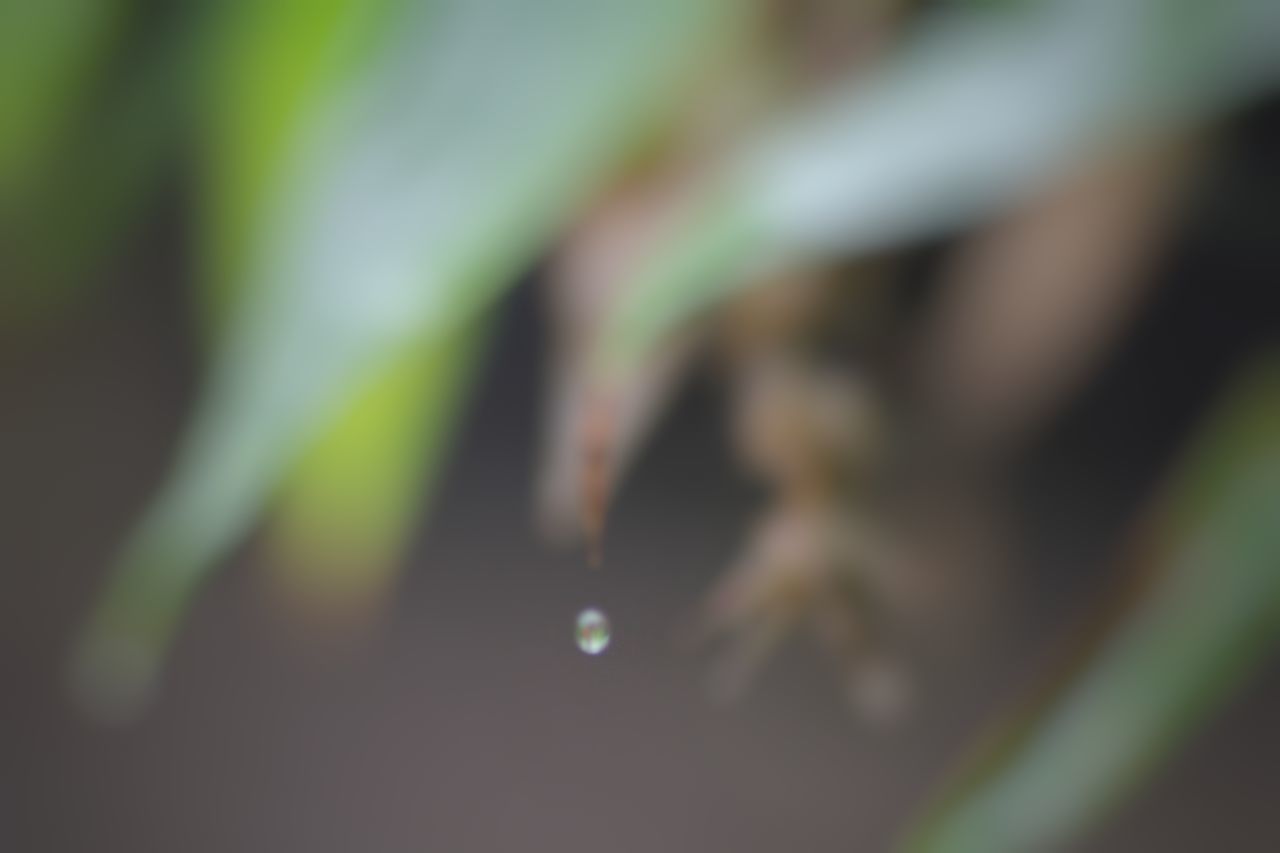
left=200, top=0, right=398, bottom=328
left=204, top=0, right=453, bottom=616
left=905, top=354, right=1280, bottom=851
left=73, top=0, right=741, bottom=716
left=600, top=0, right=1280, bottom=373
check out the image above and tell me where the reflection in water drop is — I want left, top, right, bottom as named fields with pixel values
left=575, top=608, right=611, bottom=655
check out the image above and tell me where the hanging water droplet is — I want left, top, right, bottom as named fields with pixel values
left=575, top=607, right=611, bottom=655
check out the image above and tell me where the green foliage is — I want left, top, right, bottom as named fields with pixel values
left=201, top=0, right=398, bottom=325
left=204, top=0, right=468, bottom=615
left=0, top=1, right=196, bottom=328
left=600, top=0, right=1280, bottom=375
left=1, top=8, right=1268, bottom=846
left=0, top=0, right=130, bottom=194
left=905, top=354, right=1280, bottom=852
left=71, top=0, right=739, bottom=717
left=265, top=317, right=488, bottom=608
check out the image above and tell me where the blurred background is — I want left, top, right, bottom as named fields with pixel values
left=2, top=1, right=1278, bottom=851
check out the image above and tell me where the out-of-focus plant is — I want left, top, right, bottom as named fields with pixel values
left=599, top=0, right=1280, bottom=369
left=906, top=354, right=1280, bottom=851
left=0, top=0, right=195, bottom=333
left=2, top=0, right=1278, bottom=845
left=202, top=0, right=488, bottom=620
left=67, top=0, right=748, bottom=719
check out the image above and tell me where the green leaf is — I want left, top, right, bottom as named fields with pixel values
left=265, top=316, right=488, bottom=617
left=0, top=0, right=132, bottom=194
left=1, top=2, right=194, bottom=332
left=599, top=0, right=1280, bottom=374
left=202, top=0, right=446, bottom=617
left=200, top=0, right=399, bottom=330
left=71, top=0, right=740, bottom=718
left=904, top=354, right=1280, bottom=852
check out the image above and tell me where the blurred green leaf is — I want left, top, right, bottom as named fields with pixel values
left=265, top=317, right=487, bottom=617
left=205, top=0, right=458, bottom=615
left=0, top=0, right=131, bottom=194
left=201, top=0, right=398, bottom=328
left=72, top=0, right=740, bottom=718
left=904, top=354, right=1280, bottom=852
left=0, top=2, right=195, bottom=332
left=600, top=0, right=1280, bottom=374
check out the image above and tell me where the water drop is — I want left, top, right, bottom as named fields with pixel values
left=575, top=607, right=611, bottom=655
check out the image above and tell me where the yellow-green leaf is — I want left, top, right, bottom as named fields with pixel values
left=266, top=318, right=487, bottom=619
left=71, top=0, right=741, bottom=719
